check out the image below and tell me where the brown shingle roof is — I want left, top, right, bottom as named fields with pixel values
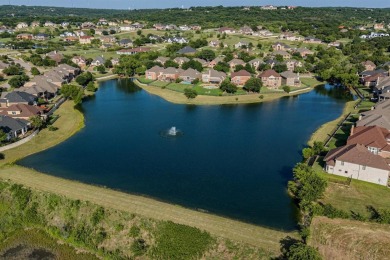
left=348, top=126, right=390, bottom=152
left=259, top=69, right=281, bottom=78
left=324, top=144, right=390, bottom=171
left=231, top=70, right=251, bottom=78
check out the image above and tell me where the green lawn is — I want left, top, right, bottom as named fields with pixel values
left=137, top=76, right=155, bottom=84
left=301, top=77, right=324, bottom=88
left=319, top=171, right=390, bottom=217
left=357, top=100, right=375, bottom=113
left=151, top=81, right=170, bottom=87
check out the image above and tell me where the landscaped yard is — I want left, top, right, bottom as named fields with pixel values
left=300, top=77, right=324, bottom=88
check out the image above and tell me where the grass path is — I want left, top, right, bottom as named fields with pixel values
left=0, top=165, right=296, bottom=254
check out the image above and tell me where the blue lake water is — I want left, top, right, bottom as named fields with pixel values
left=18, top=80, right=351, bottom=230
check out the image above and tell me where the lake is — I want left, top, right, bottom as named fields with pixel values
left=19, top=80, right=352, bottom=230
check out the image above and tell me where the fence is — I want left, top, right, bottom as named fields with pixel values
left=0, top=129, right=39, bottom=152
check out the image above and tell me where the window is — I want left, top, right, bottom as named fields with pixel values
left=340, top=161, right=344, bottom=166
left=362, top=165, right=366, bottom=170
left=345, top=171, right=348, bottom=174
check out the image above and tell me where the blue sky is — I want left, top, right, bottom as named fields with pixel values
left=0, top=0, right=388, bottom=9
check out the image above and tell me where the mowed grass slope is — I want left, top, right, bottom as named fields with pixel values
left=309, top=216, right=390, bottom=260
left=0, top=165, right=296, bottom=254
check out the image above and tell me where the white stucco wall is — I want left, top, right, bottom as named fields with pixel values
left=326, top=160, right=389, bottom=186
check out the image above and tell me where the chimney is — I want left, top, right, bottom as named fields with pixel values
left=350, top=125, right=355, bottom=136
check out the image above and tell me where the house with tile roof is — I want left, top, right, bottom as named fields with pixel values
left=178, top=68, right=202, bottom=82
left=280, top=71, right=301, bottom=87
left=324, top=143, right=390, bottom=186
left=202, top=69, right=227, bottom=84
left=0, top=104, right=45, bottom=120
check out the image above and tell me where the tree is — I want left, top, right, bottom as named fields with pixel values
left=302, top=148, right=314, bottom=159
left=86, top=82, right=96, bottom=92
left=184, top=88, right=197, bottom=99
left=243, top=78, right=262, bottom=92
left=30, top=116, right=44, bottom=129
left=104, top=59, right=113, bottom=68
left=214, top=61, right=230, bottom=73
left=0, top=129, right=7, bottom=143
left=182, top=60, right=203, bottom=72
left=312, top=141, right=325, bottom=155
left=8, top=74, right=29, bottom=88
left=75, top=72, right=94, bottom=86
left=286, top=242, right=321, bottom=260
left=96, top=65, right=106, bottom=74
left=274, top=63, right=288, bottom=73
left=220, top=80, right=238, bottom=94
left=31, top=67, right=40, bottom=76
left=61, top=84, right=84, bottom=104
left=283, top=86, right=291, bottom=93
left=3, top=64, right=23, bottom=76
left=197, top=49, right=216, bottom=61
left=164, top=60, right=179, bottom=68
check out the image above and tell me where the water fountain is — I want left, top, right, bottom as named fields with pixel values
left=168, top=126, right=177, bottom=136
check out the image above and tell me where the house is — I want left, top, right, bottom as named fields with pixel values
left=91, top=56, right=105, bottom=66
left=239, top=26, right=254, bottom=35
left=347, top=126, right=390, bottom=158
left=71, top=56, right=87, bottom=67
left=357, top=101, right=390, bottom=131
left=218, top=27, right=236, bottom=34
left=111, top=58, right=120, bottom=66
left=79, top=36, right=93, bottom=45
left=231, top=70, right=251, bottom=86
left=229, top=59, right=245, bottom=70
left=155, top=57, right=170, bottom=65
left=190, top=25, right=202, bottom=31
left=158, top=67, right=184, bottom=82
left=179, top=25, right=190, bottom=31
left=34, top=33, right=49, bottom=41
left=44, top=21, right=56, bottom=27
left=81, top=22, right=96, bottom=29
left=279, top=32, right=302, bottom=41
left=100, top=36, right=116, bottom=44
left=261, top=5, right=277, bottom=10
left=272, top=50, right=291, bottom=60
left=258, top=30, right=274, bottom=37
left=153, top=24, right=166, bottom=30
left=285, top=60, right=303, bottom=71
left=272, top=42, right=291, bottom=51
left=193, top=58, right=208, bottom=67
left=16, top=33, right=33, bottom=40
left=208, top=57, right=224, bottom=68
left=46, top=51, right=63, bottom=64
left=24, top=75, right=61, bottom=97
left=304, top=37, right=322, bottom=44
left=248, top=59, right=263, bottom=69
left=209, top=40, right=221, bottom=48
left=235, top=41, right=250, bottom=49
left=324, top=144, right=390, bottom=186
left=259, top=69, right=282, bottom=89
left=280, top=71, right=301, bottom=87
left=328, top=41, right=341, bottom=48
left=119, top=38, right=133, bottom=48
left=363, top=73, right=385, bottom=87
left=293, top=47, right=314, bottom=57
left=361, top=61, right=377, bottom=71
left=16, top=22, right=28, bottom=29
left=202, top=69, right=227, bottom=84
left=74, top=30, right=86, bottom=37
left=179, top=68, right=201, bottom=82
left=173, top=57, right=190, bottom=66
left=177, top=46, right=197, bottom=55
left=0, top=104, right=44, bottom=120
left=64, top=36, right=78, bottom=42
left=0, top=115, right=29, bottom=141
left=373, top=76, right=390, bottom=95
left=145, top=66, right=164, bottom=80
left=116, top=47, right=151, bottom=55
left=31, top=21, right=40, bottom=27
left=1, top=91, right=37, bottom=106
left=374, top=23, right=385, bottom=30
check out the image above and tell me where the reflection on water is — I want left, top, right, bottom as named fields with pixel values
left=314, top=84, right=355, bottom=100
left=116, top=78, right=142, bottom=94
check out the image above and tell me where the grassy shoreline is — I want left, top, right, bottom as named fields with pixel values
left=135, top=79, right=313, bottom=105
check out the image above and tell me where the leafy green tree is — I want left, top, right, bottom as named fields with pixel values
left=61, top=84, right=84, bottom=104
left=196, top=49, right=216, bottom=61
left=0, top=129, right=7, bottom=142
left=86, top=82, right=96, bottom=92
left=29, top=116, right=44, bottom=129
left=3, top=64, right=23, bottom=76
left=312, top=141, right=325, bottom=155
left=96, top=65, right=106, bottom=74
left=76, top=72, right=94, bottom=86
left=302, top=148, right=314, bottom=159
left=286, top=242, right=322, bottom=260
left=283, top=86, right=291, bottom=93
left=8, top=74, right=29, bottom=88
left=184, top=88, right=197, bottom=99
left=30, top=67, right=40, bottom=76
left=243, top=78, right=262, bottom=92
left=220, top=80, right=238, bottom=94
left=104, top=59, right=113, bottom=68
left=164, top=60, right=179, bottom=69
left=274, top=63, right=288, bottom=73
left=182, top=60, right=203, bottom=72
left=214, top=62, right=230, bottom=73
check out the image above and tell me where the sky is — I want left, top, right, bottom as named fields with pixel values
left=0, top=0, right=388, bottom=9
